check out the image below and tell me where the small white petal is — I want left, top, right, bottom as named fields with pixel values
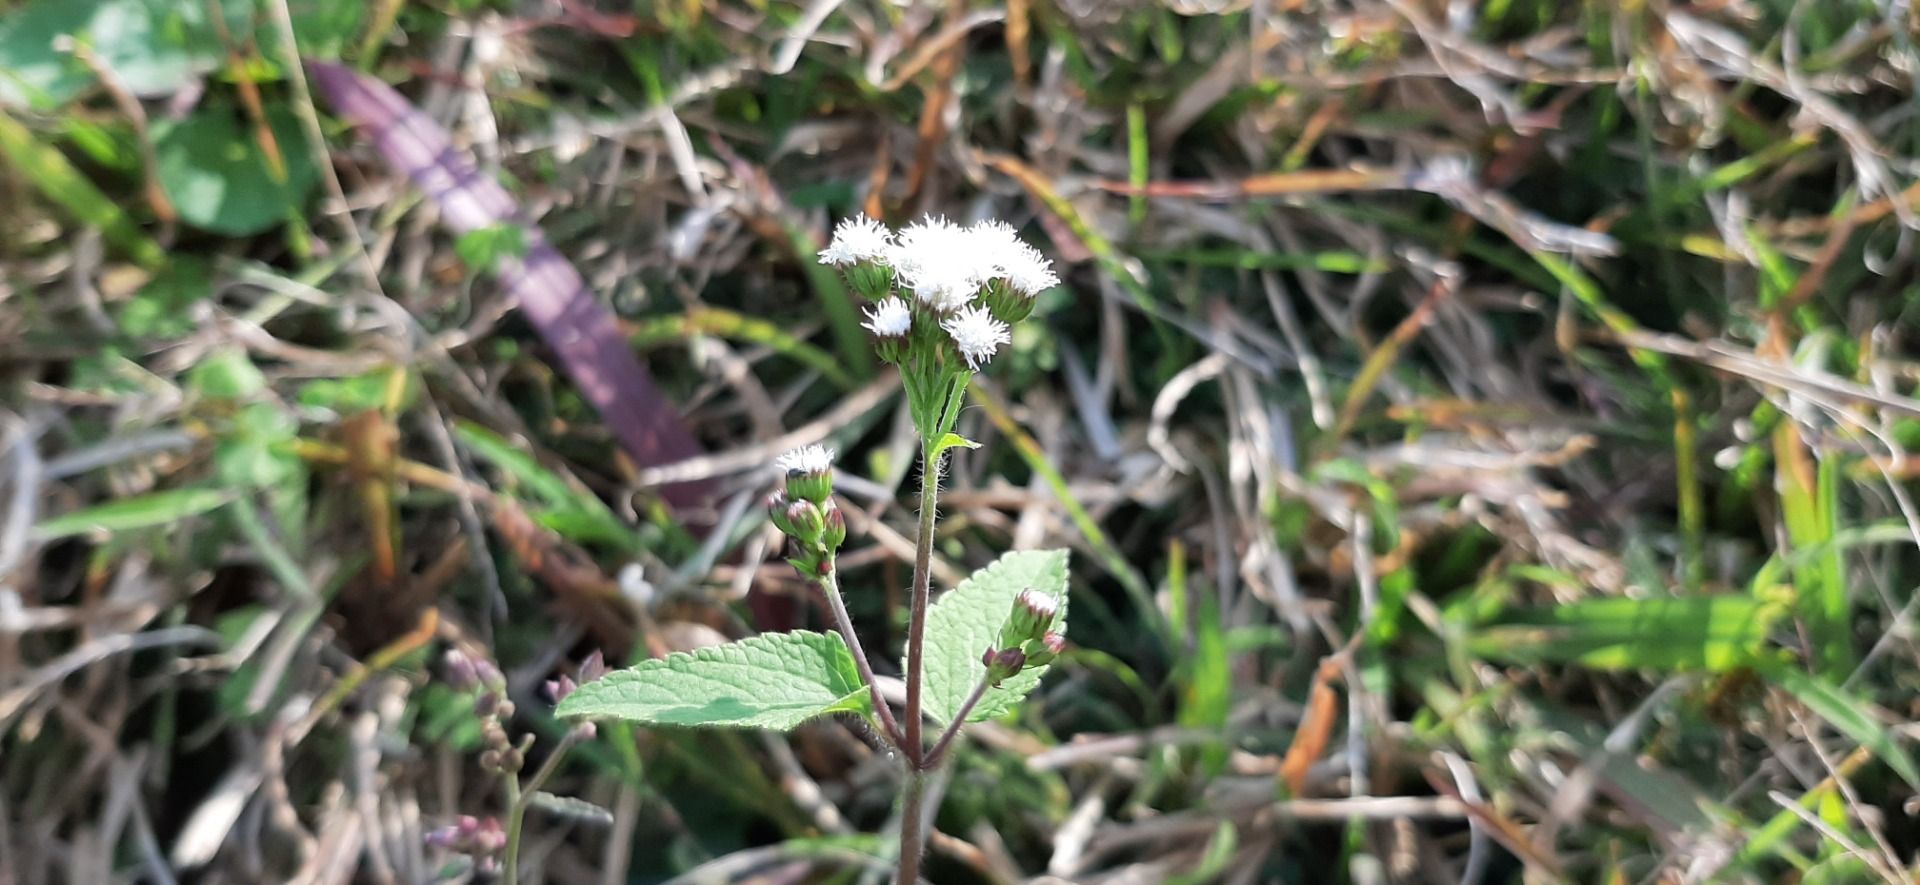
left=818, top=214, right=894, bottom=266
left=942, top=305, right=1012, bottom=370
left=862, top=298, right=912, bottom=337
left=999, top=241, right=1059, bottom=294
left=776, top=444, right=835, bottom=475
left=892, top=216, right=985, bottom=310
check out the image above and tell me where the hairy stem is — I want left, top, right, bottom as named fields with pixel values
left=896, top=767, right=929, bottom=884
left=819, top=566, right=905, bottom=748
left=923, top=676, right=990, bottom=769
left=902, top=443, right=939, bottom=766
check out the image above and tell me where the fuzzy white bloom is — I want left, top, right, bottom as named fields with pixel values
left=776, top=444, right=835, bottom=475
left=998, top=240, right=1059, bottom=294
left=863, top=298, right=912, bottom=337
left=943, top=305, right=1012, bottom=369
left=965, top=219, right=1058, bottom=295
left=818, top=214, right=894, bottom=266
left=891, top=216, right=984, bottom=311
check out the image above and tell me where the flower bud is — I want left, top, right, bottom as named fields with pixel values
left=1024, top=632, right=1066, bottom=668
left=545, top=674, right=578, bottom=704
left=981, top=646, right=1028, bottom=686
left=822, top=501, right=847, bottom=550
left=768, top=492, right=796, bottom=535
left=578, top=650, right=608, bottom=684
left=998, top=588, right=1060, bottom=650
left=784, top=499, right=826, bottom=544
left=444, top=648, right=480, bottom=691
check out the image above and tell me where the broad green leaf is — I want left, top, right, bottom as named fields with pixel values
left=919, top=549, right=1070, bottom=725
left=36, top=487, right=230, bottom=538
left=556, top=631, right=868, bottom=730
left=1767, top=663, right=1920, bottom=790
left=1463, top=595, right=1784, bottom=673
left=155, top=104, right=318, bottom=235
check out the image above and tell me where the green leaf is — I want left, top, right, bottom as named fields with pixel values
left=1766, top=663, right=1920, bottom=791
left=556, top=631, right=868, bottom=730
left=155, top=104, right=318, bottom=235
left=454, top=224, right=527, bottom=273
left=932, top=432, right=980, bottom=456
left=36, top=487, right=230, bottom=539
left=1463, top=595, right=1784, bottom=673
left=0, top=108, right=165, bottom=267
left=188, top=348, right=266, bottom=399
left=919, top=549, right=1070, bottom=725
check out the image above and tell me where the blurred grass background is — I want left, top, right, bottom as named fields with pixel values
left=3, top=0, right=1920, bottom=882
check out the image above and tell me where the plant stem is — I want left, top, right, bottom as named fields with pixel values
left=819, top=566, right=905, bottom=748
left=923, top=676, right=990, bottom=768
left=896, top=767, right=929, bottom=884
left=902, top=443, right=940, bottom=766
left=501, top=771, right=523, bottom=885
left=502, top=729, right=582, bottom=885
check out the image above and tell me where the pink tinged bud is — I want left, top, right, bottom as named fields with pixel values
left=578, top=650, right=608, bottom=683
left=768, top=492, right=795, bottom=535
left=982, top=646, right=1027, bottom=686
left=1025, top=632, right=1066, bottom=667
left=444, top=648, right=479, bottom=690
left=545, top=674, right=578, bottom=704
left=1000, top=588, right=1060, bottom=648
left=785, top=499, right=826, bottom=542
left=822, top=501, right=847, bottom=549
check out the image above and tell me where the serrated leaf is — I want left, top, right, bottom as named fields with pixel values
left=556, top=631, right=868, bottom=730
left=918, top=549, right=1070, bottom=725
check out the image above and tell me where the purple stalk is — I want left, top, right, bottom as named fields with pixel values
left=307, top=62, right=708, bottom=509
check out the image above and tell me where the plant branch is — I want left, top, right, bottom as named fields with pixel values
left=818, top=566, right=905, bottom=748
left=923, top=676, right=990, bottom=769
left=502, top=729, right=583, bottom=885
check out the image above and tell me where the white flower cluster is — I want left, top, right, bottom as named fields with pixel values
left=821, top=213, right=1058, bottom=370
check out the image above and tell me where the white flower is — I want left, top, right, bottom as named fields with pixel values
left=776, top=444, right=835, bottom=475
left=966, top=219, right=1058, bottom=295
left=997, top=240, right=1058, bottom=294
left=942, top=305, right=1012, bottom=369
left=818, top=214, right=893, bottom=266
left=891, top=216, right=985, bottom=311
left=863, top=297, right=912, bottom=337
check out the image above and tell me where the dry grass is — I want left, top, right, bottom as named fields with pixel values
left=3, top=0, right=1920, bottom=882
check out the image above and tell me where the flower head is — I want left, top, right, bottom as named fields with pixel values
left=776, top=445, right=835, bottom=504
left=997, top=240, right=1059, bottom=295
left=892, top=216, right=984, bottom=312
left=942, top=305, right=1011, bottom=370
left=863, top=298, right=912, bottom=338
left=776, top=444, right=835, bottom=476
left=818, top=214, right=894, bottom=266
